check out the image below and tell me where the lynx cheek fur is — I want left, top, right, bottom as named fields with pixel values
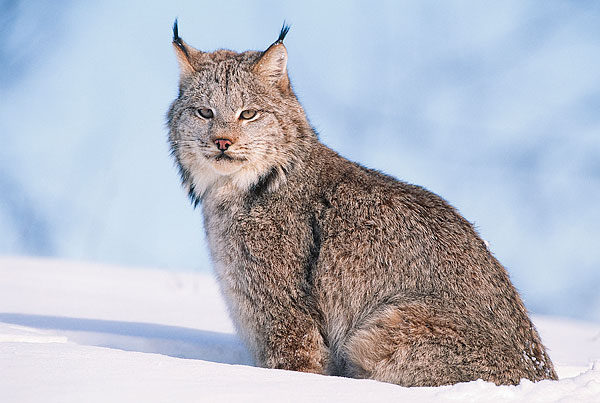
left=167, top=22, right=557, bottom=386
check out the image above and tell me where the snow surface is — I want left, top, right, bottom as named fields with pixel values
left=1, top=256, right=599, bottom=402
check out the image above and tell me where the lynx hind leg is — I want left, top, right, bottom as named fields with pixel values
left=342, top=302, right=525, bottom=386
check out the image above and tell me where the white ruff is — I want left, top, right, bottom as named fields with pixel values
left=188, top=156, right=278, bottom=199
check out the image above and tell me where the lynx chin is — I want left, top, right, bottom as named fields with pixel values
left=167, top=21, right=557, bottom=386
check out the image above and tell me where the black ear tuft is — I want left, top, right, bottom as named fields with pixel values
left=172, top=18, right=189, bottom=58
left=173, top=19, right=179, bottom=42
left=276, top=22, right=290, bottom=44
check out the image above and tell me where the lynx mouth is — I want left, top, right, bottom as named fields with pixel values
left=212, top=153, right=246, bottom=162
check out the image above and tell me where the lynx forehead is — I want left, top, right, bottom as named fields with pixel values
left=167, top=22, right=557, bottom=387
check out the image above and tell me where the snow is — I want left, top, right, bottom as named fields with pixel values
left=1, top=256, right=599, bottom=402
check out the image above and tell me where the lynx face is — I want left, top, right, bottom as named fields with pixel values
left=168, top=23, right=303, bottom=203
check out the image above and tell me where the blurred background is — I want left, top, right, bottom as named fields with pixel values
left=1, top=1, right=599, bottom=322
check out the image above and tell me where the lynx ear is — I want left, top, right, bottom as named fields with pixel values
left=172, top=19, right=205, bottom=77
left=253, top=24, right=290, bottom=89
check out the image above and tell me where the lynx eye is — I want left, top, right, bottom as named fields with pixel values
left=240, top=110, right=257, bottom=120
left=196, top=108, right=214, bottom=119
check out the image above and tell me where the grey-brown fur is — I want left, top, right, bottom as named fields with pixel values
left=167, top=22, right=557, bottom=386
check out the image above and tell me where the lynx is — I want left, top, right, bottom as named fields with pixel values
left=167, top=22, right=557, bottom=386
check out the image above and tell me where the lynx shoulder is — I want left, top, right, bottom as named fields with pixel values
left=167, top=21, right=557, bottom=386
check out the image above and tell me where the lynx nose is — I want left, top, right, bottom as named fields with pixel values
left=214, top=138, right=232, bottom=151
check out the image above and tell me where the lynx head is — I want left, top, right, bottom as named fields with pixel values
left=167, top=21, right=314, bottom=206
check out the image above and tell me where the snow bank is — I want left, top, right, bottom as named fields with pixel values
left=1, top=257, right=599, bottom=402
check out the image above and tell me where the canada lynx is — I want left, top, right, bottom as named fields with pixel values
left=167, top=22, right=557, bottom=386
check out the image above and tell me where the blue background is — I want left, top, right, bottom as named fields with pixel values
left=1, top=1, right=599, bottom=321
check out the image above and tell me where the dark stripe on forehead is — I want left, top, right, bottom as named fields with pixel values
left=225, top=67, right=230, bottom=95
left=213, top=61, right=233, bottom=95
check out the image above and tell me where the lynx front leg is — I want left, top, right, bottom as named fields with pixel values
left=256, top=316, right=329, bottom=374
left=206, top=196, right=330, bottom=374
left=221, top=279, right=329, bottom=374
